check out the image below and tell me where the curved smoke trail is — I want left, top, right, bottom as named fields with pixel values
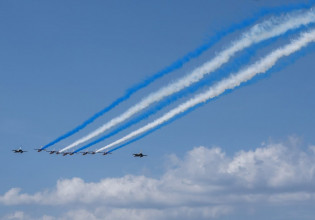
left=98, top=28, right=315, bottom=153
left=60, top=8, right=315, bottom=153
left=43, top=3, right=314, bottom=150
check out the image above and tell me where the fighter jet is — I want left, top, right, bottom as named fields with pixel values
left=98, top=151, right=112, bottom=156
left=46, top=149, right=58, bottom=154
left=133, top=151, right=147, bottom=157
left=80, top=151, right=90, bottom=156
left=35, top=148, right=44, bottom=152
left=12, top=147, right=27, bottom=153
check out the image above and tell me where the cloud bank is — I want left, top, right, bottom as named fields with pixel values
left=1, top=138, right=315, bottom=220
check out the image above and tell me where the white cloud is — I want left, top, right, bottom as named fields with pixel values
left=2, top=212, right=57, bottom=220
left=2, top=211, right=33, bottom=220
left=37, top=206, right=232, bottom=220
left=309, top=145, right=315, bottom=154
left=1, top=138, right=315, bottom=220
left=5, top=211, right=25, bottom=220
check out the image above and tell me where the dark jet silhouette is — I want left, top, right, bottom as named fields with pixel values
left=12, top=147, right=27, bottom=153
left=133, top=151, right=147, bottom=157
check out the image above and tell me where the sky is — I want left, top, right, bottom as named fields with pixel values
left=1, top=0, right=315, bottom=219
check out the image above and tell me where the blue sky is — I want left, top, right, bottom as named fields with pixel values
left=1, top=0, right=315, bottom=219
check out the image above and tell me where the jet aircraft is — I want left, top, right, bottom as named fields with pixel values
left=12, top=147, right=27, bottom=153
left=98, top=151, right=112, bottom=156
left=133, top=152, right=147, bottom=157
left=46, top=150, right=58, bottom=154
left=35, top=148, right=44, bottom=152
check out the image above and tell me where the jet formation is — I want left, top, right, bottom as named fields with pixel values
left=12, top=147, right=147, bottom=158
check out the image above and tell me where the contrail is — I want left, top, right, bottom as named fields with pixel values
left=97, top=28, right=315, bottom=153
left=60, top=8, right=315, bottom=153
left=42, top=6, right=286, bottom=151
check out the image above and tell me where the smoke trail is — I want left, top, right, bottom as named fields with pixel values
left=43, top=4, right=313, bottom=150
left=73, top=59, right=243, bottom=153
left=43, top=3, right=314, bottom=151
left=74, top=23, right=314, bottom=154
left=72, top=39, right=280, bottom=153
left=41, top=5, right=292, bottom=150
left=60, top=8, right=315, bottom=153
left=110, top=42, right=315, bottom=153
left=97, top=28, right=315, bottom=153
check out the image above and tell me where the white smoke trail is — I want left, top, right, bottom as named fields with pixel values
left=61, top=9, right=315, bottom=152
left=97, top=28, right=315, bottom=152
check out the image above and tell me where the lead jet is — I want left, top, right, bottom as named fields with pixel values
left=133, top=151, right=147, bottom=157
left=12, top=147, right=27, bottom=153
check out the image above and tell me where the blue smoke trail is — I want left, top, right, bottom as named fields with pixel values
left=42, top=2, right=314, bottom=150
left=74, top=24, right=315, bottom=153
left=107, top=42, right=315, bottom=154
